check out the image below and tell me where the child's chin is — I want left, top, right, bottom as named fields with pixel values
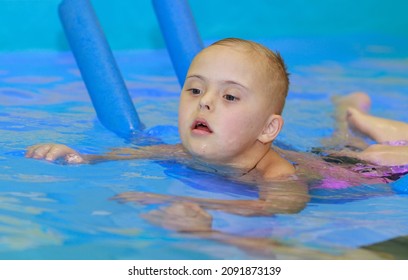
left=183, top=142, right=225, bottom=162
left=190, top=149, right=221, bottom=163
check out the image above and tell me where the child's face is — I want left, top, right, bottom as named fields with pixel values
left=178, top=45, right=275, bottom=166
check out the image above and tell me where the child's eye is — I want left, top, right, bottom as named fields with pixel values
left=188, top=88, right=202, bottom=95
left=223, top=94, right=239, bottom=102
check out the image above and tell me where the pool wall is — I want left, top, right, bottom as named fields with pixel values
left=0, top=0, right=407, bottom=51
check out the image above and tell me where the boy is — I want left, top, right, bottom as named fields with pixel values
left=25, top=38, right=408, bottom=256
left=26, top=38, right=406, bottom=217
left=26, top=38, right=296, bottom=181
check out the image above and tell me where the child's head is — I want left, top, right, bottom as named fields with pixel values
left=178, top=38, right=290, bottom=167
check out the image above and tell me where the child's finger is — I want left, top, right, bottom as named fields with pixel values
left=44, top=145, right=69, bottom=161
left=25, top=147, right=34, bottom=158
left=30, top=144, right=53, bottom=159
left=25, top=144, right=44, bottom=158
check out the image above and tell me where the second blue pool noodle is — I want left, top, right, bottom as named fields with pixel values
left=153, top=0, right=204, bottom=87
left=391, top=174, right=408, bottom=194
left=59, top=0, right=142, bottom=137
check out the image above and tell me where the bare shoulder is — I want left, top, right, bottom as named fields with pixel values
left=259, top=148, right=297, bottom=180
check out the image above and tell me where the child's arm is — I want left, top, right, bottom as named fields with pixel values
left=114, top=180, right=309, bottom=216
left=25, top=143, right=189, bottom=164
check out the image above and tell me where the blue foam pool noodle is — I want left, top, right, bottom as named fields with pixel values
left=152, top=0, right=204, bottom=86
left=59, top=0, right=142, bottom=137
left=391, top=174, right=408, bottom=194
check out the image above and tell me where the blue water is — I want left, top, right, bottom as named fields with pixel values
left=1, top=36, right=408, bottom=259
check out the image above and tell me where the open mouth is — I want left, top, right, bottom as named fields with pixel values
left=192, top=119, right=213, bottom=133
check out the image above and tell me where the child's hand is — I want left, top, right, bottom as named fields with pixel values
left=25, top=144, right=85, bottom=163
left=142, top=202, right=213, bottom=232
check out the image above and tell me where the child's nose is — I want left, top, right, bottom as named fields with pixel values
left=199, top=102, right=210, bottom=111
left=198, top=92, right=214, bottom=111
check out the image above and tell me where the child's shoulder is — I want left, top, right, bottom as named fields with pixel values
left=259, top=148, right=297, bottom=180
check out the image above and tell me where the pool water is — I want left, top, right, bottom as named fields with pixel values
left=1, top=36, right=408, bottom=259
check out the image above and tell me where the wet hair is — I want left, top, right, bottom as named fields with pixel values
left=210, top=38, right=290, bottom=115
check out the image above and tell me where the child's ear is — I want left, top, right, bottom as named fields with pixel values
left=257, top=114, right=284, bottom=144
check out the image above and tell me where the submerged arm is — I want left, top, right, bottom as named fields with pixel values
left=87, top=144, right=189, bottom=163
left=114, top=181, right=309, bottom=216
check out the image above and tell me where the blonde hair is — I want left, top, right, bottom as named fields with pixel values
left=211, top=38, right=289, bottom=115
